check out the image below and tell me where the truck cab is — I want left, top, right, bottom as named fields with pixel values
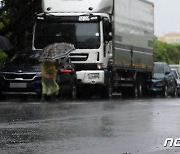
left=32, top=0, right=154, bottom=98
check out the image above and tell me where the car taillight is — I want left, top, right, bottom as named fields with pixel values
left=59, top=69, right=73, bottom=73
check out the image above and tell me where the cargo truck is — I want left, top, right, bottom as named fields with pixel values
left=33, top=0, right=154, bottom=97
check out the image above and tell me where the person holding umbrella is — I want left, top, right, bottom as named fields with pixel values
left=41, top=59, right=60, bottom=102
left=40, top=42, right=75, bottom=102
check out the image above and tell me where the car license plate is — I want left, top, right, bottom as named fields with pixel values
left=10, top=83, right=27, bottom=88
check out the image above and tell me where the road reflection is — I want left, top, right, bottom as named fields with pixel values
left=0, top=97, right=180, bottom=153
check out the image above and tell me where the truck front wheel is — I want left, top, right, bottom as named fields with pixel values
left=101, top=73, right=113, bottom=98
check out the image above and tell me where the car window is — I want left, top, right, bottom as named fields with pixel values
left=172, top=70, right=178, bottom=79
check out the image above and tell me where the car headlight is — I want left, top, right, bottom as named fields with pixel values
left=156, top=80, right=164, bottom=87
left=36, top=72, right=42, bottom=77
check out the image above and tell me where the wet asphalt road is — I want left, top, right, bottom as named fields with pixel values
left=0, top=97, right=180, bottom=154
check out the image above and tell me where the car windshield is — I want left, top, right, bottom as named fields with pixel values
left=34, top=21, right=100, bottom=49
left=154, top=63, right=164, bottom=74
left=10, top=51, right=40, bottom=65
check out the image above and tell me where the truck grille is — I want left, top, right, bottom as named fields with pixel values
left=74, top=64, right=97, bottom=71
left=69, top=53, right=88, bottom=61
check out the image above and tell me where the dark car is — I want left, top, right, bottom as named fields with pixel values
left=0, top=50, right=77, bottom=100
left=56, top=56, right=77, bottom=99
left=150, top=62, right=177, bottom=97
left=0, top=50, right=42, bottom=99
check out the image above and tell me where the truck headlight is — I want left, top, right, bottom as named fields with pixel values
left=97, top=63, right=103, bottom=69
left=88, top=73, right=99, bottom=79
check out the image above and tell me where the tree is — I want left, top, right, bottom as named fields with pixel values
left=1, top=2, right=180, bottom=65
left=154, top=37, right=180, bottom=64
left=0, top=0, right=41, bottom=50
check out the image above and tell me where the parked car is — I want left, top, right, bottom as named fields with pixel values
left=169, top=64, right=180, bottom=75
left=149, top=62, right=177, bottom=97
left=0, top=50, right=77, bottom=100
left=0, top=50, right=42, bottom=99
left=171, top=68, right=180, bottom=96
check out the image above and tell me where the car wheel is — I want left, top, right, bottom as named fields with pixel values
left=71, top=82, right=77, bottom=99
left=163, top=85, right=168, bottom=98
left=37, top=93, right=42, bottom=100
left=20, top=95, right=28, bottom=101
left=173, top=87, right=177, bottom=97
left=0, top=93, right=5, bottom=101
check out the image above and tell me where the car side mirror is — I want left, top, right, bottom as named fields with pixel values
left=165, top=71, right=170, bottom=75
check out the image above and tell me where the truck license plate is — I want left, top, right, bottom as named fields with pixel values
left=10, top=83, right=27, bottom=88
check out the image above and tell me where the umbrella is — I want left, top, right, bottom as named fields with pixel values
left=39, top=42, right=75, bottom=61
left=0, top=35, right=14, bottom=50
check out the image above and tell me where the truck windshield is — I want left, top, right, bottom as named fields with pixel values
left=34, top=22, right=100, bottom=49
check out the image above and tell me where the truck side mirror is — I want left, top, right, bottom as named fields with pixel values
left=103, top=19, right=112, bottom=43
left=107, top=22, right=112, bottom=41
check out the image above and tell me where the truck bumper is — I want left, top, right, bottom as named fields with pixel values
left=76, top=70, right=105, bottom=85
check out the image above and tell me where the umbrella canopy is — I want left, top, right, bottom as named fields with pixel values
left=39, top=42, right=75, bottom=61
left=0, top=35, right=14, bottom=50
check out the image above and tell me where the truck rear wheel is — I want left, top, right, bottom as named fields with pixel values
left=137, top=80, right=143, bottom=97
left=121, top=86, right=138, bottom=98
left=121, top=88, right=131, bottom=97
left=137, top=76, right=148, bottom=98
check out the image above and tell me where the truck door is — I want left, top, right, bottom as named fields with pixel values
left=103, top=18, right=112, bottom=67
